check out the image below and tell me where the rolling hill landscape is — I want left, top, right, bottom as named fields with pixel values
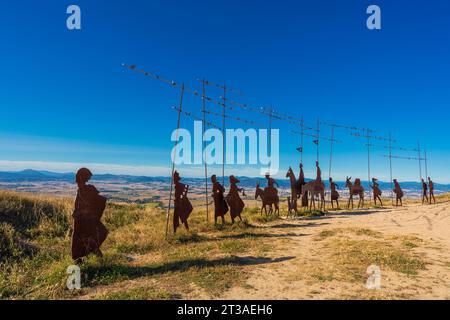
left=1, top=170, right=449, bottom=202
left=1, top=187, right=449, bottom=300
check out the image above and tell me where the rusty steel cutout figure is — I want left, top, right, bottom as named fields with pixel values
left=71, top=168, right=108, bottom=265
left=297, top=163, right=308, bottom=207
left=211, top=174, right=228, bottom=224
left=329, top=177, right=340, bottom=209
left=314, top=161, right=326, bottom=194
left=345, top=177, right=365, bottom=209
left=428, top=177, right=436, bottom=204
left=225, top=175, right=245, bottom=224
left=258, top=173, right=280, bottom=216
left=255, top=182, right=280, bottom=216
left=371, top=178, right=383, bottom=207
left=265, top=173, right=279, bottom=196
left=421, top=178, right=429, bottom=205
left=315, top=161, right=322, bottom=183
left=393, top=179, right=404, bottom=206
left=173, top=171, right=193, bottom=233
left=286, top=167, right=298, bottom=216
left=301, top=162, right=326, bottom=211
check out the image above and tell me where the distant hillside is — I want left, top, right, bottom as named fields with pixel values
left=1, top=169, right=449, bottom=193
left=0, top=169, right=163, bottom=183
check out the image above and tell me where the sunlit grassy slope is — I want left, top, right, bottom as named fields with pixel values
left=0, top=190, right=447, bottom=300
left=0, top=190, right=278, bottom=299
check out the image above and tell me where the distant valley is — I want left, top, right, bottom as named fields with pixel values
left=0, top=169, right=448, bottom=204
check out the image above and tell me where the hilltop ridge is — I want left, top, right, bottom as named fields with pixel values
left=1, top=169, right=449, bottom=192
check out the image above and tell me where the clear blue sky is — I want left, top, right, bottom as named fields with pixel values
left=1, top=0, right=449, bottom=182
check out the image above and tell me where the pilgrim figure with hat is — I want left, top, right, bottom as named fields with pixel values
left=264, top=172, right=279, bottom=203
left=173, top=171, right=193, bottom=233
left=71, top=168, right=108, bottom=264
left=393, top=179, right=404, bottom=206
left=329, top=177, right=340, bottom=209
left=371, top=178, right=383, bottom=206
left=211, top=174, right=228, bottom=224
left=428, top=177, right=436, bottom=204
left=225, top=175, right=245, bottom=224
left=421, top=178, right=429, bottom=204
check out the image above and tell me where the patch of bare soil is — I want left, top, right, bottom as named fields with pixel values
left=222, top=202, right=450, bottom=300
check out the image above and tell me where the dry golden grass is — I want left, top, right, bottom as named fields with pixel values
left=1, top=189, right=447, bottom=300
left=284, top=226, right=427, bottom=299
left=0, top=190, right=275, bottom=300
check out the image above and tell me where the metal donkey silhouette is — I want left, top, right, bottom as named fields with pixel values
left=345, top=177, right=365, bottom=209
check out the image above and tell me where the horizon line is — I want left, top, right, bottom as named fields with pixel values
left=1, top=168, right=448, bottom=185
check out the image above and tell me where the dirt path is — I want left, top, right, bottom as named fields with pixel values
left=77, top=201, right=449, bottom=300
left=222, top=201, right=450, bottom=300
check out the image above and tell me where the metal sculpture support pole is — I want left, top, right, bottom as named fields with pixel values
left=316, top=118, right=320, bottom=163
left=367, top=131, right=371, bottom=204
left=268, top=107, right=273, bottom=159
left=300, top=116, right=304, bottom=164
left=165, top=84, right=185, bottom=237
left=389, top=133, right=394, bottom=205
left=222, top=86, right=226, bottom=186
left=424, top=150, right=428, bottom=180
left=417, top=141, right=422, bottom=181
left=329, top=126, right=335, bottom=179
left=201, top=80, right=209, bottom=223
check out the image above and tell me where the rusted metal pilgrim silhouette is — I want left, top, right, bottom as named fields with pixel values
left=297, top=163, right=308, bottom=207
left=329, top=177, right=340, bottom=209
left=255, top=182, right=280, bottom=216
left=265, top=173, right=279, bottom=195
left=393, top=179, right=404, bottom=206
left=225, top=175, right=245, bottom=223
left=371, top=178, right=383, bottom=206
left=173, top=171, right=193, bottom=233
left=71, top=168, right=108, bottom=264
left=301, top=162, right=326, bottom=211
left=345, top=177, right=365, bottom=209
left=421, top=178, right=429, bottom=205
left=211, top=174, right=228, bottom=224
left=286, top=167, right=298, bottom=216
left=428, top=177, right=436, bottom=204
left=257, top=173, right=280, bottom=215
left=315, top=161, right=322, bottom=183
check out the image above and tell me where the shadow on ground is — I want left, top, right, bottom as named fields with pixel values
left=325, top=210, right=379, bottom=216
left=269, top=222, right=330, bottom=229
left=284, top=209, right=381, bottom=220
left=83, top=255, right=296, bottom=286
left=218, top=232, right=308, bottom=240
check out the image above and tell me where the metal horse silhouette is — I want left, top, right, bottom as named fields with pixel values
left=301, top=162, right=326, bottom=211
left=255, top=182, right=280, bottom=216
left=301, top=181, right=326, bottom=211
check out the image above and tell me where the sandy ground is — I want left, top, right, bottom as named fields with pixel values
left=78, top=200, right=449, bottom=300
left=222, top=201, right=450, bottom=300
